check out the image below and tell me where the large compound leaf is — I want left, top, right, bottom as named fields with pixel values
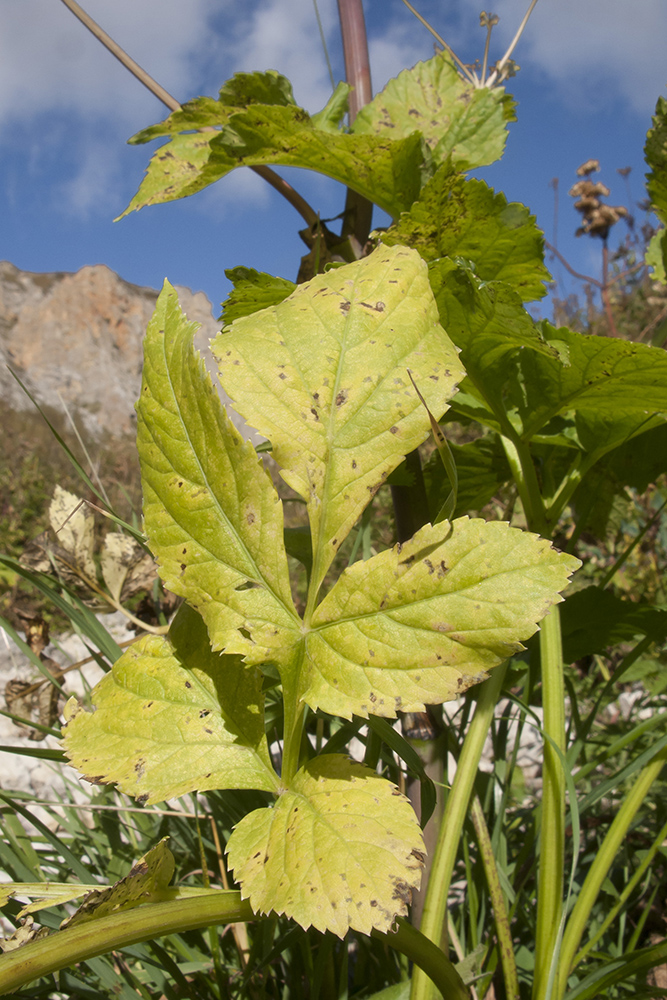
left=352, top=53, right=515, bottom=170
left=120, top=92, right=425, bottom=220
left=507, top=323, right=667, bottom=453
left=62, top=606, right=279, bottom=804
left=301, top=517, right=578, bottom=719
left=137, top=282, right=299, bottom=661
left=383, top=166, right=549, bottom=300
left=226, top=755, right=424, bottom=937
left=211, top=245, right=464, bottom=598
left=430, top=259, right=560, bottom=423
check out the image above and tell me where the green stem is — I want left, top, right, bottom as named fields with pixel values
left=470, top=795, right=520, bottom=1000
left=499, top=434, right=548, bottom=536
left=410, top=663, right=509, bottom=1000
left=532, top=606, right=566, bottom=1000
left=280, top=655, right=308, bottom=785
left=557, top=745, right=667, bottom=991
left=0, top=892, right=253, bottom=995
left=378, top=920, right=469, bottom=1000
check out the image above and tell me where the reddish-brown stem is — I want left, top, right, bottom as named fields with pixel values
left=545, top=240, right=601, bottom=289
left=59, top=0, right=319, bottom=228
left=337, top=0, right=374, bottom=245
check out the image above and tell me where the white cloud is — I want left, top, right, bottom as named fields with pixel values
left=457, top=0, right=667, bottom=115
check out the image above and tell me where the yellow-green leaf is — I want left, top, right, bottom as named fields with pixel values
left=137, top=281, right=300, bottom=661
left=226, top=755, right=424, bottom=937
left=211, top=245, right=464, bottom=599
left=62, top=605, right=279, bottom=804
left=303, top=518, right=579, bottom=719
left=60, top=839, right=174, bottom=929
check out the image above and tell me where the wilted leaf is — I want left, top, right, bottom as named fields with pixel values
left=61, top=839, right=174, bottom=929
left=302, top=517, right=579, bottom=719
left=0, top=883, right=91, bottom=919
left=62, top=605, right=279, bottom=804
left=100, top=532, right=146, bottom=603
left=0, top=916, right=48, bottom=952
left=383, top=165, right=550, bottom=300
left=49, top=486, right=96, bottom=581
left=352, top=52, right=515, bottom=170
left=212, top=245, right=464, bottom=598
left=226, top=755, right=424, bottom=937
left=137, top=282, right=300, bottom=661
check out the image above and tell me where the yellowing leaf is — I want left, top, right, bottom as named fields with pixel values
left=303, top=518, right=579, bottom=719
left=212, top=245, right=464, bottom=598
left=352, top=53, right=515, bottom=170
left=62, top=605, right=279, bottom=804
left=137, top=282, right=300, bottom=661
left=61, top=839, right=174, bottom=929
left=226, top=755, right=424, bottom=937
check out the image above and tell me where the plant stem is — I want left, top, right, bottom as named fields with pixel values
left=58, top=0, right=319, bottom=228
left=0, top=892, right=254, bottom=994
left=556, top=745, right=667, bottom=992
left=410, top=663, right=509, bottom=1000
left=486, top=0, right=541, bottom=87
left=470, top=794, right=520, bottom=1000
left=378, top=920, right=470, bottom=1000
left=337, top=0, right=374, bottom=245
left=532, top=606, right=566, bottom=1000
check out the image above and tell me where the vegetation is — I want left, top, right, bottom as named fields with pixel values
left=1, top=3, right=667, bottom=1000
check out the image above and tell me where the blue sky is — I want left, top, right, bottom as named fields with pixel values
left=1, top=0, right=665, bottom=320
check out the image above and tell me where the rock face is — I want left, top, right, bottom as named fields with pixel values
left=0, top=260, right=249, bottom=442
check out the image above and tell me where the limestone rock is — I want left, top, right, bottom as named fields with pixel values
left=0, top=261, right=253, bottom=442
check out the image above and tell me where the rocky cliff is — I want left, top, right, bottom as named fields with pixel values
left=0, top=260, right=248, bottom=443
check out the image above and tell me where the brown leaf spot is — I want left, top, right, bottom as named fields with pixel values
left=136, top=794, right=149, bottom=807
left=246, top=512, right=256, bottom=524
left=335, top=389, right=348, bottom=407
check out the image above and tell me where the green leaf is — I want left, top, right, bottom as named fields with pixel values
left=137, top=281, right=300, bottom=662
left=220, top=267, right=295, bottom=326
left=226, top=754, right=424, bottom=937
left=560, top=586, right=667, bottom=663
left=61, top=605, right=279, bottom=804
left=430, top=259, right=560, bottom=420
left=382, top=165, right=550, bottom=300
left=129, top=71, right=299, bottom=144
left=646, top=95, right=667, bottom=223
left=60, top=839, right=175, bottom=929
left=311, top=81, right=351, bottom=132
left=302, top=517, right=579, bottom=719
left=120, top=103, right=426, bottom=220
left=352, top=52, right=516, bottom=170
left=508, top=322, right=667, bottom=451
left=646, top=228, right=667, bottom=283
left=211, top=245, right=464, bottom=599
left=569, top=424, right=667, bottom=535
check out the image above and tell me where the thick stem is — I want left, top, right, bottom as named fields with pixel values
left=600, top=242, right=620, bottom=337
left=410, top=663, right=509, bottom=1000
left=337, top=0, right=374, bottom=245
left=0, top=892, right=253, bottom=994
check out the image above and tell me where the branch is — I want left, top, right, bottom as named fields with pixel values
left=58, top=0, right=319, bottom=227
left=545, top=240, right=601, bottom=289
left=398, top=0, right=479, bottom=86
